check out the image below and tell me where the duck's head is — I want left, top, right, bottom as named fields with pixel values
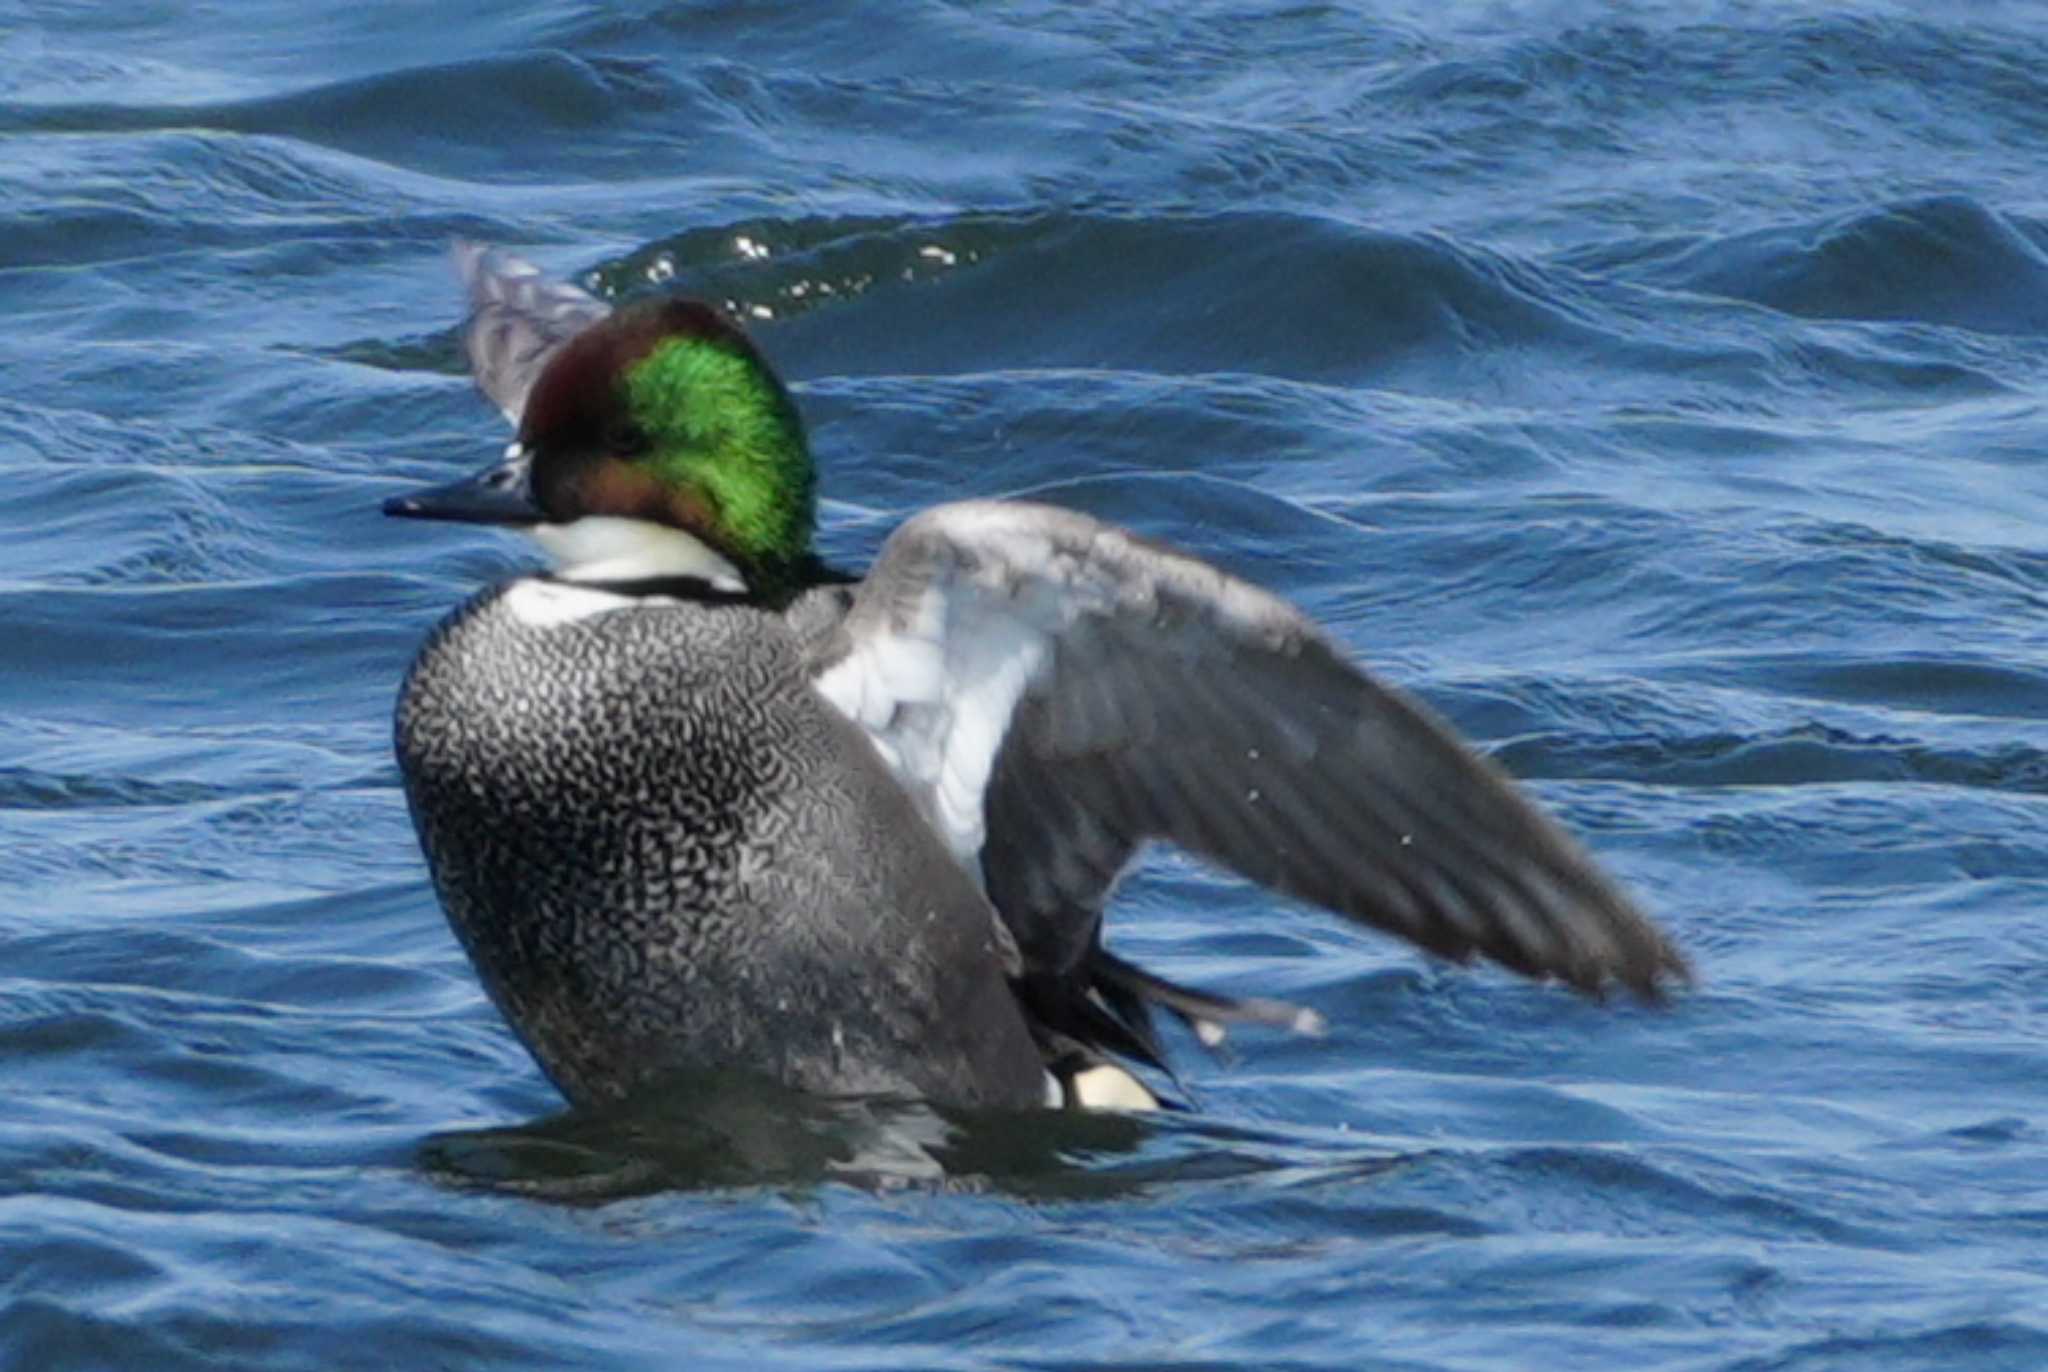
left=386, top=297, right=815, bottom=595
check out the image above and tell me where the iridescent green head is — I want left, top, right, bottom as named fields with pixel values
left=388, top=296, right=817, bottom=595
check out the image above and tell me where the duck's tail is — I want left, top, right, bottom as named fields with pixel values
left=1015, top=945, right=1326, bottom=1111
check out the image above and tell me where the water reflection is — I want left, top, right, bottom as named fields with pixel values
left=418, top=1073, right=1410, bottom=1202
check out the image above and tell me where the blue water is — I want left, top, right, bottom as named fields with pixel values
left=6, top=2, right=2048, bottom=1367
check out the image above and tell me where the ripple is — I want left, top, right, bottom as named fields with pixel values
left=8, top=2, right=2048, bottom=1369
left=1643, top=196, right=2048, bottom=335
left=1724, top=654, right=2048, bottom=721
left=1723, top=1322, right=2048, bottom=1372
left=1498, top=724, right=2048, bottom=793
left=0, top=51, right=634, bottom=175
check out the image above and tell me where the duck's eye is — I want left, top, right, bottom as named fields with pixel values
left=608, top=423, right=650, bottom=457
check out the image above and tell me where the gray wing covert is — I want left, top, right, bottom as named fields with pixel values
left=452, top=241, right=613, bottom=426
left=812, top=500, right=1688, bottom=1013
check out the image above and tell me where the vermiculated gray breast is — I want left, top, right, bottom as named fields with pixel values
left=392, top=585, right=1042, bottom=1110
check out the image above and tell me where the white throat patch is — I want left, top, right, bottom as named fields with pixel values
left=527, top=516, right=746, bottom=591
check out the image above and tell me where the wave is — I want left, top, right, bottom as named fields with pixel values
left=1614, top=196, right=2048, bottom=336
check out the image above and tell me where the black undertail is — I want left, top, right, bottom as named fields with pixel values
left=1012, top=939, right=1322, bottom=1105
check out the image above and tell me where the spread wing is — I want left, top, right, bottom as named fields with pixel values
left=810, top=500, right=1687, bottom=1008
left=452, top=241, right=612, bottom=426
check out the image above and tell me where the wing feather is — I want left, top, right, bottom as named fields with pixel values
left=810, top=499, right=1688, bottom=1008
left=452, top=241, right=613, bottom=426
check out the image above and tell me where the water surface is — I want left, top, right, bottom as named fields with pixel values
left=5, top=3, right=2048, bottom=1369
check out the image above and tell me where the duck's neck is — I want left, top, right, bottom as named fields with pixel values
left=529, top=516, right=746, bottom=592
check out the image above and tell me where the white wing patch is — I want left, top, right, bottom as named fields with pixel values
left=812, top=581, right=1052, bottom=869
left=808, top=500, right=1304, bottom=881
left=801, top=500, right=1688, bottom=1011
